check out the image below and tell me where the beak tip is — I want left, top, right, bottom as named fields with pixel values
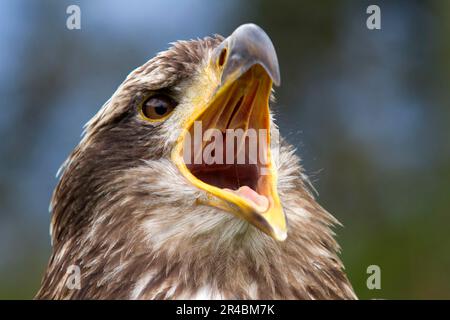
left=224, top=23, right=281, bottom=87
left=272, top=228, right=287, bottom=241
left=265, top=220, right=287, bottom=241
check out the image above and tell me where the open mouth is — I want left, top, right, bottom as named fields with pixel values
left=171, top=23, right=286, bottom=240
left=172, top=65, right=286, bottom=240
left=185, top=65, right=272, bottom=211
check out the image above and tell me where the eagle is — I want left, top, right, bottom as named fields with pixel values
left=36, top=24, right=356, bottom=300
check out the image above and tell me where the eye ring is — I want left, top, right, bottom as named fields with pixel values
left=139, top=94, right=178, bottom=122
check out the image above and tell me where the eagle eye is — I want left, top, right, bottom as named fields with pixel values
left=140, top=94, right=177, bottom=121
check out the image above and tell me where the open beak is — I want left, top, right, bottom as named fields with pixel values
left=171, top=24, right=286, bottom=241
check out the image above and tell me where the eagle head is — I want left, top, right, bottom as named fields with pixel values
left=37, top=24, right=356, bottom=300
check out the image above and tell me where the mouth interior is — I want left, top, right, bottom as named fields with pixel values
left=182, top=65, right=273, bottom=210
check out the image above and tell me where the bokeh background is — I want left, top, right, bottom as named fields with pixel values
left=1, top=0, right=449, bottom=299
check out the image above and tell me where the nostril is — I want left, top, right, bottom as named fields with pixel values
left=218, top=48, right=227, bottom=67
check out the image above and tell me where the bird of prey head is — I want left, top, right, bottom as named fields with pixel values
left=36, top=24, right=356, bottom=299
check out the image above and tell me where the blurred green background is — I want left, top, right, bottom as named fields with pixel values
left=1, top=0, right=449, bottom=299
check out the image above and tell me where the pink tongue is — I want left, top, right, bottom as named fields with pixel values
left=225, top=186, right=269, bottom=211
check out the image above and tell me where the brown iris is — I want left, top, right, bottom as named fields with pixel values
left=141, top=94, right=177, bottom=121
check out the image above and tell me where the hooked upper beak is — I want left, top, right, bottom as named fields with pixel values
left=172, top=23, right=286, bottom=241
left=217, top=23, right=281, bottom=87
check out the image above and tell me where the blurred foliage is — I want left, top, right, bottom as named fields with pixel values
left=0, top=0, right=449, bottom=299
